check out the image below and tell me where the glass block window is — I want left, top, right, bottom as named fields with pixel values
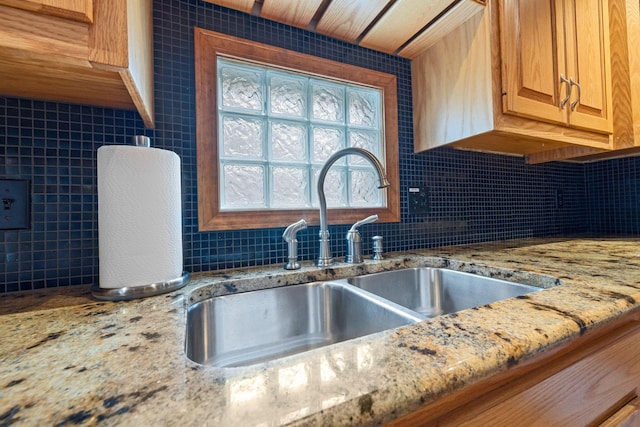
left=217, top=58, right=385, bottom=211
left=195, top=28, right=400, bottom=231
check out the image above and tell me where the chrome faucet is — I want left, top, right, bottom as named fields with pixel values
left=316, top=147, right=390, bottom=267
left=283, top=219, right=307, bottom=270
left=345, top=214, right=378, bottom=264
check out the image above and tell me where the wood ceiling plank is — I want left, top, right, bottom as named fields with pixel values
left=359, top=0, right=453, bottom=54
left=202, top=0, right=254, bottom=14
left=261, top=0, right=323, bottom=29
left=398, top=0, right=485, bottom=58
left=315, top=0, right=391, bottom=43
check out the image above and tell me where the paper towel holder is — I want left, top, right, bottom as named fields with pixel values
left=133, top=135, right=151, bottom=147
left=91, top=271, right=190, bottom=301
left=92, top=135, right=189, bottom=301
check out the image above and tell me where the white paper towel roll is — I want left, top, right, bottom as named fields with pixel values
left=98, top=145, right=183, bottom=289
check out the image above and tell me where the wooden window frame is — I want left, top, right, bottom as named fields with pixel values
left=195, top=27, right=400, bottom=231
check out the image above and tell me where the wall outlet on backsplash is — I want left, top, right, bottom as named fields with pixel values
left=555, top=189, right=564, bottom=211
left=0, top=179, right=30, bottom=230
left=408, top=185, right=430, bottom=215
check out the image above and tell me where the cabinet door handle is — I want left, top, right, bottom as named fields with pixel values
left=570, top=78, right=581, bottom=111
left=560, top=74, right=571, bottom=109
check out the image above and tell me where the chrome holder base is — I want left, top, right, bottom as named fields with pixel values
left=91, top=272, right=190, bottom=301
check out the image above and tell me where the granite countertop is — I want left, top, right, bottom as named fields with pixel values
left=2, top=238, right=640, bottom=426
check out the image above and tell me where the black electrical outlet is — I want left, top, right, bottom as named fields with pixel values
left=0, top=179, right=30, bottom=230
left=408, top=185, right=430, bottom=215
left=555, top=188, right=564, bottom=210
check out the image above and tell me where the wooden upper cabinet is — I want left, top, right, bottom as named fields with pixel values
left=565, top=0, right=612, bottom=133
left=540, top=0, right=640, bottom=162
left=501, top=0, right=567, bottom=126
left=0, top=0, right=154, bottom=128
left=500, top=0, right=612, bottom=134
left=412, top=0, right=613, bottom=161
left=0, top=0, right=93, bottom=22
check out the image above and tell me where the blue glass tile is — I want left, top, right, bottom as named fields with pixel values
left=1, top=0, right=638, bottom=293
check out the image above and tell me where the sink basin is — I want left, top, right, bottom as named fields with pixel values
left=347, top=267, right=542, bottom=317
left=186, top=267, right=546, bottom=367
left=186, top=281, right=422, bottom=368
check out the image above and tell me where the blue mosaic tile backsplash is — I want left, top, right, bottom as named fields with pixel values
left=0, top=0, right=636, bottom=293
left=586, top=156, right=640, bottom=235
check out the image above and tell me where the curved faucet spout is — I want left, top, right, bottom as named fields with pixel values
left=316, top=147, right=389, bottom=267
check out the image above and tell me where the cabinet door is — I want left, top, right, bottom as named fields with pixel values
left=0, top=0, right=92, bottom=22
left=456, top=325, right=640, bottom=426
left=500, top=0, right=567, bottom=126
left=599, top=397, right=640, bottom=427
left=563, top=0, right=613, bottom=133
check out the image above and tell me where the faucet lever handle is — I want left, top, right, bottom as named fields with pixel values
left=348, top=214, right=378, bottom=233
left=345, top=215, right=378, bottom=264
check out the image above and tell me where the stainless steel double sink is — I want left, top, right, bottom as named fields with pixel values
left=186, top=268, right=544, bottom=368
